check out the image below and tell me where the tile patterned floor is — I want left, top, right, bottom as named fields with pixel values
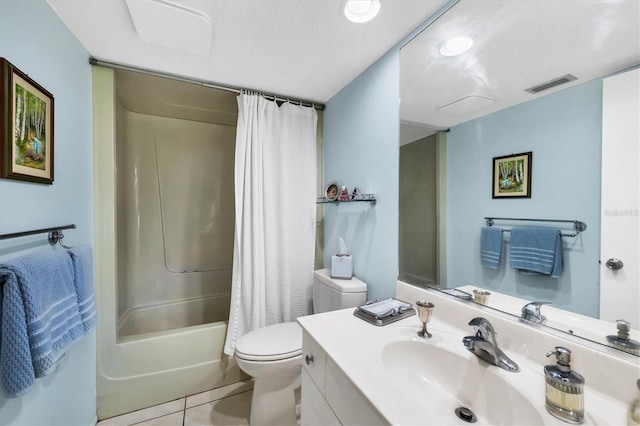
left=96, top=380, right=254, bottom=426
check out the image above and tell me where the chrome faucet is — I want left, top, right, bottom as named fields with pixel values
left=462, top=317, right=520, bottom=372
left=521, top=301, right=551, bottom=324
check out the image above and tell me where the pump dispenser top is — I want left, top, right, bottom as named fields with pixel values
left=544, top=346, right=585, bottom=424
left=547, top=346, right=572, bottom=372
left=607, top=319, right=640, bottom=356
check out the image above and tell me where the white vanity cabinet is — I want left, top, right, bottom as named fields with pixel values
left=298, top=292, right=635, bottom=425
left=300, top=331, right=338, bottom=425
left=300, top=331, right=386, bottom=426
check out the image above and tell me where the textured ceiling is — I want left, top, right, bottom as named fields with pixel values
left=46, top=0, right=639, bottom=141
left=47, top=0, right=448, bottom=104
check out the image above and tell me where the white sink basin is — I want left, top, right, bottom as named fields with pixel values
left=381, top=339, right=545, bottom=425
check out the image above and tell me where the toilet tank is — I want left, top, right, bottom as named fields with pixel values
left=313, top=268, right=367, bottom=314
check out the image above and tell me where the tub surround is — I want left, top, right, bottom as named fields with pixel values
left=93, top=67, right=245, bottom=420
left=297, top=281, right=637, bottom=425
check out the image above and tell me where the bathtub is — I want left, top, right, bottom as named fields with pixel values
left=93, top=67, right=246, bottom=420
left=99, top=293, right=244, bottom=420
left=97, top=314, right=247, bottom=419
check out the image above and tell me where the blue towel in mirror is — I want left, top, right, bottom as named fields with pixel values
left=510, top=227, right=563, bottom=278
left=480, top=227, right=503, bottom=269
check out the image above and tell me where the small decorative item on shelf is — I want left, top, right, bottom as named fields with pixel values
left=339, top=186, right=350, bottom=201
left=317, top=185, right=376, bottom=205
left=324, top=181, right=339, bottom=201
left=351, top=187, right=361, bottom=200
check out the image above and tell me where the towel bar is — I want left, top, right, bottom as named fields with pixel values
left=484, top=217, right=586, bottom=237
left=0, top=224, right=76, bottom=247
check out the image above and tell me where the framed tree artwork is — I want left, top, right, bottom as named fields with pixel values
left=492, top=151, right=531, bottom=198
left=0, top=58, right=54, bottom=184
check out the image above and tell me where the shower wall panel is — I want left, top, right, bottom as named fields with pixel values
left=399, top=135, right=437, bottom=286
left=116, top=109, right=236, bottom=323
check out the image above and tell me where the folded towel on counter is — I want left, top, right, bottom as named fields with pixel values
left=0, top=250, right=84, bottom=397
left=480, top=227, right=504, bottom=269
left=510, top=227, right=563, bottom=278
left=67, top=245, right=97, bottom=333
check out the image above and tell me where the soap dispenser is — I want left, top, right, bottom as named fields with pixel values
left=607, top=319, right=640, bottom=356
left=544, top=346, right=585, bottom=424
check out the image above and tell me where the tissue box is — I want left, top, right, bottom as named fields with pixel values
left=331, top=254, right=353, bottom=279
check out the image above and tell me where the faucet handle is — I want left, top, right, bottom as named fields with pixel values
left=521, top=301, right=551, bottom=323
left=616, top=319, right=631, bottom=340
left=468, top=317, right=497, bottom=343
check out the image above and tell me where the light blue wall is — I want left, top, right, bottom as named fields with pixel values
left=323, top=50, right=400, bottom=301
left=322, top=1, right=458, bottom=301
left=0, top=1, right=96, bottom=425
left=446, top=80, right=602, bottom=317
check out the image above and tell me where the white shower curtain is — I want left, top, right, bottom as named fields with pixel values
left=224, top=93, right=318, bottom=356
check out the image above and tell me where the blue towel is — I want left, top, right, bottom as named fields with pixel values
left=481, top=226, right=503, bottom=269
left=510, top=227, right=563, bottom=278
left=67, top=245, right=97, bottom=333
left=0, top=250, right=84, bottom=397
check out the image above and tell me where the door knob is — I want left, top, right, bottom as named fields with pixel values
left=605, top=258, right=624, bottom=270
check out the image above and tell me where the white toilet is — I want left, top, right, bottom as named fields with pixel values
left=234, top=268, right=367, bottom=426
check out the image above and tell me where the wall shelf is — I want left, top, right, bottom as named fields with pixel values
left=316, top=194, right=376, bottom=206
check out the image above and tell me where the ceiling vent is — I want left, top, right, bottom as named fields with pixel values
left=125, top=0, right=212, bottom=56
left=525, top=74, right=577, bottom=94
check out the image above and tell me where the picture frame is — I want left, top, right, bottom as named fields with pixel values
left=324, top=181, right=339, bottom=201
left=0, top=58, right=54, bottom=184
left=492, top=151, right=531, bottom=198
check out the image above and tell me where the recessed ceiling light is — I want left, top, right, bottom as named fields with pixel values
left=343, top=0, right=381, bottom=23
left=439, top=37, right=474, bottom=57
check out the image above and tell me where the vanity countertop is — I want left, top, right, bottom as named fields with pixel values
left=298, top=294, right=630, bottom=425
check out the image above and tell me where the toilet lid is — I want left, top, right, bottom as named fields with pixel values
left=235, top=322, right=302, bottom=361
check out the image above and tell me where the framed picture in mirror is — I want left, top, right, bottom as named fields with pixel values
left=492, top=151, right=531, bottom=198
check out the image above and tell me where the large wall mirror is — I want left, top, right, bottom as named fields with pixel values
left=399, top=0, right=639, bottom=358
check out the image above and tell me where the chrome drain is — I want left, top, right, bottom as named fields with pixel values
left=455, top=407, right=477, bottom=423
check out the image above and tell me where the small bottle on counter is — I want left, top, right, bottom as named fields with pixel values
left=544, top=346, right=585, bottom=424
left=629, top=379, right=640, bottom=426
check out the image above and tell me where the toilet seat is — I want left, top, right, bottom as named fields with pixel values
left=235, top=322, right=302, bottom=362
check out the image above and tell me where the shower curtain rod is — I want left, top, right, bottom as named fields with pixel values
left=89, top=57, right=325, bottom=111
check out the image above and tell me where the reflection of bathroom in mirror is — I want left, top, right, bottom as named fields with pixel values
left=399, top=0, right=639, bottom=356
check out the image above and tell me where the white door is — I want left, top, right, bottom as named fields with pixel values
left=600, top=68, right=639, bottom=325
